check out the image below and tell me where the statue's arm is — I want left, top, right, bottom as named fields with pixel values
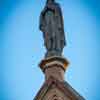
left=39, top=6, right=48, bottom=32
left=39, top=12, right=46, bottom=32
left=56, top=4, right=66, bottom=45
left=39, top=13, right=43, bottom=31
left=56, top=4, right=64, bottom=29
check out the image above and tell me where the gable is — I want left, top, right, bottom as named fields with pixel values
left=34, top=77, right=85, bottom=100
left=43, top=83, right=70, bottom=100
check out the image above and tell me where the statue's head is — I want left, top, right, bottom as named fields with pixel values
left=46, top=0, right=55, bottom=4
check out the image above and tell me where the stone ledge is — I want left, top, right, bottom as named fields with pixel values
left=39, top=56, right=69, bottom=72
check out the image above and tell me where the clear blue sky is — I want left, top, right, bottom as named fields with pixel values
left=0, top=0, right=100, bottom=100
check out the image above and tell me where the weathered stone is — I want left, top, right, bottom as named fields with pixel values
left=34, top=77, right=85, bottom=100
left=39, top=0, right=66, bottom=58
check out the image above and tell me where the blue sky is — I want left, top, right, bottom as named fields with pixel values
left=0, top=0, right=100, bottom=100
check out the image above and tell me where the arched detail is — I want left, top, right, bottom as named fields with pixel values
left=51, top=94, right=64, bottom=100
left=43, top=86, right=68, bottom=100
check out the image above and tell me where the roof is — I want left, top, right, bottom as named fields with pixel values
left=34, top=76, right=85, bottom=100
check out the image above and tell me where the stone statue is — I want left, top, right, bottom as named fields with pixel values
left=39, top=0, right=66, bottom=57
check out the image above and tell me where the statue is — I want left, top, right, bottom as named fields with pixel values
left=39, top=0, right=66, bottom=58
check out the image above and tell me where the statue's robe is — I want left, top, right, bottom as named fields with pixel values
left=39, top=2, right=66, bottom=56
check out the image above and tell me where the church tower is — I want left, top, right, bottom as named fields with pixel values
left=34, top=0, right=85, bottom=100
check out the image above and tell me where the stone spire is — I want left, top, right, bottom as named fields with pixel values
left=34, top=0, right=85, bottom=100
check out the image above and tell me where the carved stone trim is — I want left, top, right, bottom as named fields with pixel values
left=39, top=56, right=69, bottom=72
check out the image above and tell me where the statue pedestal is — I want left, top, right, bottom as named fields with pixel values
left=34, top=56, right=85, bottom=100
left=39, top=56, right=69, bottom=81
